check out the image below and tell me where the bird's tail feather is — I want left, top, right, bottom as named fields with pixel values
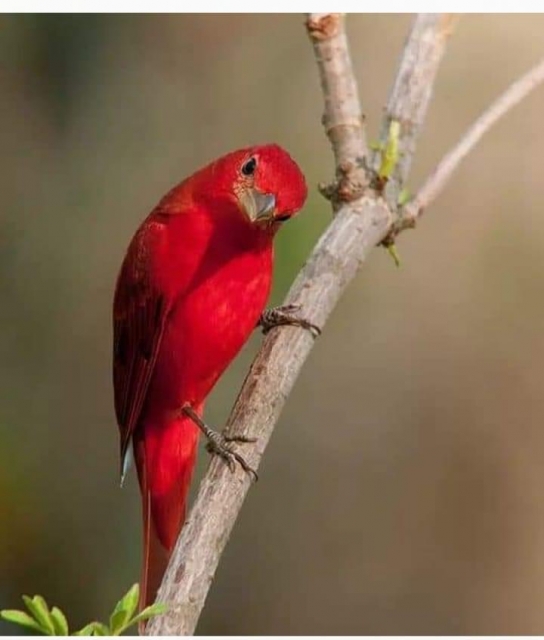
left=140, top=487, right=170, bottom=622
left=135, top=414, right=200, bottom=629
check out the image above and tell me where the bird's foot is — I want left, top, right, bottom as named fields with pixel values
left=181, top=405, right=258, bottom=481
left=258, top=304, right=321, bottom=337
left=205, top=431, right=258, bottom=482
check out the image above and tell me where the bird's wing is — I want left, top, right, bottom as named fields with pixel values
left=113, top=219, right=169, bottom=477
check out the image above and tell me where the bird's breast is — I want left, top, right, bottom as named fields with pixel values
left=150, top=245, right=273, bottom=412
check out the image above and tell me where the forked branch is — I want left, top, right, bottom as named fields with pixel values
left=400, top=56, right=544, bottom=228
left=145, top=13, right=544, bottom=635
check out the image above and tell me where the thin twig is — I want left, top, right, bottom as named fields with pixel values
left=375, top=14, right=459, bottom=206
left=306, top=13, right=368, bottom=202
left=146, top=13, right=453, bottom=635
left=401, top=57, right=544, bottom=226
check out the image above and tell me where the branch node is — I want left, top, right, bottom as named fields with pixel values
left=336, top=161, right=366, bottom=203
left=387, top=207, right=418, bottom=239
left=318, top=160, right=367, bottom=209
left=318, top=181, right=336, bottom=201
left=306, top=13, right=342, bottom=40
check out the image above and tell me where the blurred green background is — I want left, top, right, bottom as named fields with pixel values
left=2, top=13, right=544, bottom=635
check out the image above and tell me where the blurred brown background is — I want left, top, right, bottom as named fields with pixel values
left=1, top=13, right=544, bottom=635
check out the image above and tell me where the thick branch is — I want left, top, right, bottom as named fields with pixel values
left=146, top=197, right=391, bottom=636
left=146, top=13, right=453, bottom=635
left=401, top=57, right=544, bottom=225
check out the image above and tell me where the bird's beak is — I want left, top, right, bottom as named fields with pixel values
left=239, top=188, right=277, bottom=224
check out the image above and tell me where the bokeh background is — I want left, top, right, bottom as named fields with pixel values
left=2, top=13, right=544, bottom=635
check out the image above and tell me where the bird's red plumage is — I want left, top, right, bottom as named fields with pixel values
left=113, top=144, right=307, bottom=611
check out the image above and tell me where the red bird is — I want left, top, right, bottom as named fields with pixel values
left=113, top=144, right=311, bottom=612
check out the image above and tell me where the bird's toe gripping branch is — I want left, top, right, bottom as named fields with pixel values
left=182, top=405, right=258, bottom=481
left=205, top=431, right=258, bottom=482
left=258, top=304, right=321, bottom=337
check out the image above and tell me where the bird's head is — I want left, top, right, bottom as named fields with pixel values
left=207, top=144, right=308, bottom=229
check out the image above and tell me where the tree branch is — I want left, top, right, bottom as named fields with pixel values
left=374, top=14, right=459, bottom=205
left=146, top=13, right=454, bottom=635
left=306, top=13, right=368, bottom=201
left=400, top=57, right=544, bottom=227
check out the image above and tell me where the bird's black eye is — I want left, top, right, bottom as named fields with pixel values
left=241, top=157, right=257, bottom=176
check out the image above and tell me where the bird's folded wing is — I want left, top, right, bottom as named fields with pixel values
left=113, top=221, right=169, bottom=476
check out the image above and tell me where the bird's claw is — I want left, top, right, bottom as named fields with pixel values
left=205, top=430, right=259, bottom=482
left=259, top=304, right=321, bottom=338
left=181, top=404, right=258, bottom=481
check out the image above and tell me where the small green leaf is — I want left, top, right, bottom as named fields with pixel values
left=130, top=602, right=167, bottom=627
left=109, top=583, right=139, bottom=634
left=1, top=609, right=44, bottom=633
left=109, top=609, right=130, bottom=635
left=378, top=120, right=401, bottom=180
left=75, top=621, right=110, bottom=636
left=50, top=606, right=69, bottom=635
left=386, top=243, right=401, bottom=267
left=113, top=583, right=139, bottom=619
left=397, top=187, right=411, bottom=206
left=74, top=621, right=101, bottom=636
left=22, top=595, right=55, bottom=635
left=91, top=622, right=111, bottom=636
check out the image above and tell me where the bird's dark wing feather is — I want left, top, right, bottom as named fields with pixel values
left=113, top=220, right=169, bottom=474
